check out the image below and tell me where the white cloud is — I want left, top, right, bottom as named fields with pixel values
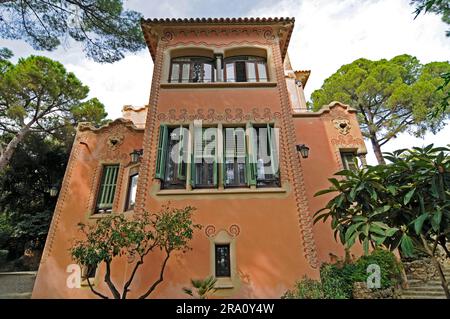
left=249, top=0, right=450, bottom=164
left=65, top=52, right=153, bottom=120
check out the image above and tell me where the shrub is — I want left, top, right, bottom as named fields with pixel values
left=282, top=276, right=323, bottom=299
left=320, top=263, right=355, bottom=299
left=351, top=249, right=403, bottom=289
left=282, top=249, right=403, bottom=299
left=0, top=213, right=12, bottom=248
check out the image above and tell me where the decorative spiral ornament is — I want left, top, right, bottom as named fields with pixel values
left=205, top=225, right=216, bottom=237
left=161, top=31, right=174, bottom=42
left=263, top=30, right=275, bottom=40
left=229, top=224, right=240, bottom=237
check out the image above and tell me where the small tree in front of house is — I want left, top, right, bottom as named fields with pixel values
left=70, top=205, right=201, bottom=299
left=314, top=144, right=450, bottom=298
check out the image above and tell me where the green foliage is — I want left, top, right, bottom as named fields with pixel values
left=0, top=133, right=67, bottom=257
left=320, top=263, right=355, bottom=299
left=284, top=249, right=402, bottom=299
left=0, top=212, right=13, bottom=248
left=282, top=276, right=324, bottom=299
left=70, top=205, right=201, bottom=299
left=71, top=97, right=108, bottom=124
left=351, top=249, right=403, bottom=289
left=0, top=54, right=107, bottom=172
left=411, top=0, right=449, bottom=36
left=183, top=276, right=217, bottom=299
left=0, top=47, right=12, bottom=61
left=314, top=144, right=450, bottom=259
left=311, top=55, right=450, bottom=163
left=0, top=55, right=106, bottom=134
left=0, top=1, right=145, bottom=63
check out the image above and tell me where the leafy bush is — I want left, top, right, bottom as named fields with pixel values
left=351, top=249, right=403, bottom=289
left=283, top=249, right=403, bottom=299
left=0, top=213, right=12, bottom=248
left=282, top=276, right=323, bottom=299
left=320, top=263, right=355, bottom=299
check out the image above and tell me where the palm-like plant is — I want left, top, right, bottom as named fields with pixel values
left=183, top=276, right=217, bottom=299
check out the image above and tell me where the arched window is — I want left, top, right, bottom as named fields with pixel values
left=169, top=57, right=215, bottom=83
left=224, top=56, right=268, bottom=83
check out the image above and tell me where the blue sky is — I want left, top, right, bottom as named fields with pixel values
left=1, top=0, right=449, bottom=164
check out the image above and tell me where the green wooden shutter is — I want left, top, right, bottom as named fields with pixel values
left=97, top=165, right=119, bottom=210
left=223, top=127, right=235, bottom=187
left=267, top=124, right=279, bottom=177
left=212, top=128, right=218, bottom=187
left=190, top=126, right=203, bottom=188
left=247, top=124, right=257, bottom=186
left=177, top=125, right=186, bottom=179
left=222, top=128, right=226, bottom=187
left=190, top=152, right=195, bottom=188
left=155, top=125, right=168, bottom=179
left=236, top=128, right=247, bottom=185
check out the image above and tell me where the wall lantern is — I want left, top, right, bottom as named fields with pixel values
left=296, top=144, right=310, bottom=159
left=49, top=185, right=59, bottom=197
left=130, top=149, right=143, bottom=164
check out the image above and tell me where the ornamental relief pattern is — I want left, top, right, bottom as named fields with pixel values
left=331, top=135, right=365, bottom=147
left=205, top=224, right=241, bottom=238
left=157, top=108, right=282, bottom=123
left=332, top=118, right=351, bottom=135
left=160, top=28, right=277, bottom=43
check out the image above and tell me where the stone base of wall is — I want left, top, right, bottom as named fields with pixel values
left=403, top=258, right=437, bottom=282
left=0, top=272, right=36, bottom=299
left=352, top=282, right=400, bottom=299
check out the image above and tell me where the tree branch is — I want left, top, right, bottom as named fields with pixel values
left=104, top=260, right=121, bottom=299
left=86, top=277, right=109, bottom=299
left=138, top=249, right=171, bottom=299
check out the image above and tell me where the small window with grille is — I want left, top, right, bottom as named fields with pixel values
left=215, top=244, right=231, bottom=278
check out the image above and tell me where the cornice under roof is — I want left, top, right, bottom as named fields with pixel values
left=141, top=17, right=295, bottom=61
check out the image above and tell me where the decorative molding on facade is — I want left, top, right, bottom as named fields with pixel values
left=165, top=40, right=273, bottom=49
left=122, top=105, right=148, bottom=112
left=272, top=43, right=319, bottom=268
left=229, top=224, right=241, bottom=237
left=156, top=108, right=282, bottom=124
left=293, top=70, right=311, bottom=88
left=141, top=17, right=294, bottom=61
left=205, top=224, right=241, bottom=238
left=205, top=225, right=216, bottom=237
left=331, top=135, right=365, bottom=147
left=40, top=133, right=83, bottom=264
left=332, top=118, right=351, bottom=135
left=107, top=133, right=124, bottom=150
left=78, top=118, right=144, bottom=133
left=134, top=43, right=167, bottom=214
left=292, top=101, right=357, bottom=118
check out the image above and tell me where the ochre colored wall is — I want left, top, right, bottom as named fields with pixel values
left=33, top=21, right=367, bottom=299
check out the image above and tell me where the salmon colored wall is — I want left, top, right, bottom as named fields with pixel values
left=33, top=21, right=367, bottom=299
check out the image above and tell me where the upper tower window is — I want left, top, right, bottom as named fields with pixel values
left=224, top=56, right=268, bottom=83
left=170, top=57, right=215, bottom=83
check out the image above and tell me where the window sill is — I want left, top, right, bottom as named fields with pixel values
left=81, top=279, right=96, bottom=287
left=215, top=277, right=234, bottom=289
left=156, top=187, right=286, bottom=196
left=89, top=213, right=112, bottom=219
left=160, top=82, right=277, bottom=89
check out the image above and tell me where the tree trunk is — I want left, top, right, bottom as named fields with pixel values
left=0, top=126, right=31, bottom=172
left=369, top=135, right=385, bottom=165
